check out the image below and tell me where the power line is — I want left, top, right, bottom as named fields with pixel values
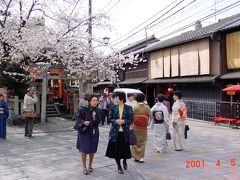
left=113, top=0, right=199, bottom=46
left=103, top=0, right=116, bottom=9
left=153, top=0, right=233, bottom=35
left=106, top=0, right=120, bottom=13
left=110, top=0, right=136, bottom=16
left=149, top=0, right=211, bottom=33
left=158, top=0, right=240, bottom=39
left=113, top=0, right=184, bottom=42
left=147, top=0, right=197, bottom=30
left=69, top=0, right=82, bottom=17
left=114, top=0, right=239, bottom=47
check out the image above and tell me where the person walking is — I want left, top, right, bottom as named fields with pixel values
left=79, top=92, right=90, bottom=109
left=131, top=93, right=151, bottom=163
left=125, top=93, right=137, bottom=108
left=105, top=91, right=133, bottom=174
left=99, top=93, right=109, bottom=126
left=0, top=93, right=9, bottom=140
left=163, top=96, right=171, bottom=114
left=150, top=94, right=170, bottom=153
left=106, top=92, right=114, bottom=124
left=76, top=94, right=101, bottom=175
left=23, top=88, right=38, bottom=139
left=172, top=90, right=187, bottom=151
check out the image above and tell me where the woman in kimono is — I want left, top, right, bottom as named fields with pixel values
left=105, top=91, right=133, bottom=174
left=172, top=90, right=187, bottom=151
left=131, top=93, right=151, bottom=163
left=0, top=93, right=9, bottom=140
left=76, top=93, right=101, bottom=175
left=150, top=94, right=170, bottom=153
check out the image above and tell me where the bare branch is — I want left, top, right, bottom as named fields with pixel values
left=26, top=0, right=36, bottom=20
left=18, top=0, right=37, bottom=37
left=60, top=20, right=87, bottom=39
left=33, top=8, right=58, bottom=21
left=1, top=0, right=7, bottom=6
left=0, top=21, right=5, bottom=28
left=19, top=0, right=23, bottom=21
left=59, top=15, right=102, bottom=39
left=3, top=0, right=13, bottom=24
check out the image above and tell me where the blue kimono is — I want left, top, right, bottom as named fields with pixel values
left=76, top=105, right=101, bottom=154
left=0, top=100, right=9, bottom=139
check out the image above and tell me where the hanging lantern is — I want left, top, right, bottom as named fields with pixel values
left=168, top=88, right=174, bottom=93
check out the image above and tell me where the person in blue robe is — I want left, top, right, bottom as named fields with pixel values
left=0, top=93, right=9, bottom=140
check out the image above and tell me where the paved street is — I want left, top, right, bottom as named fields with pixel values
left=0, top=118, right=240, bottom=180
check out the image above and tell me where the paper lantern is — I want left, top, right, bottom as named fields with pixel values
left=168, top=88, right=174, bottom=93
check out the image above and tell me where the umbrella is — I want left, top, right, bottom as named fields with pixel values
left=222, top=84, right=240, bottom=121
left=223, top=85, right=240, bottom=92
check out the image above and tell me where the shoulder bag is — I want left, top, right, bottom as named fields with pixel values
left=129, top=127, right=137, bottom=145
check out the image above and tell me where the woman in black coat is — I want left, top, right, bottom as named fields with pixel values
left=105, top=91, right=134, bottom=174
left=76, top=94, right=101, bottom=175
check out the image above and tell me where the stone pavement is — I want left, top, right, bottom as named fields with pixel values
left=0, top=117, right=240, bottom=180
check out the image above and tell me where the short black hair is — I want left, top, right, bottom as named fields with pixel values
left=114, top=91, right=126, bottom=103
left=87, top=93, right=98, bottom=102
left=127, top=93, right=134, bottom=98
left=157, top=94, right=165, bottom=102
left=83, top=92, right=90, bottom=100
left=135, top=93, right=145, bottom=102
left=173, top=90, right=182, bottom=99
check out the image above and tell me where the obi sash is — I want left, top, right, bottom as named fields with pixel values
left=178, top=107, right=187, bottom=121
left=133, top=115, right=149, bottom=129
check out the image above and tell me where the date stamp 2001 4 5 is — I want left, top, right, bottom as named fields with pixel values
left=185, top=159, right=237, bottom=168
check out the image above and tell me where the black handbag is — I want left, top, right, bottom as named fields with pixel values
left=129, top=129, right=137, bottom=145
left=73, top=108, right=88, bottom=134
left=74, top=123, right=87, bottom=134
left=166, top=132, right=171, bottom=140
left=185, top=125, right=190, bottom=139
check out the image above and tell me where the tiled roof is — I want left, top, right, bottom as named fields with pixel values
left=220, top=71, right=240, bottom=80
left=119, top=77, right=147, bottom=85
left=93, top=81, right=113, bottom=87
left=119, top=35, right=159, bottom=54
left=142, top=13, right=240, bottom=53
left=143, top=75, right=218, bottom=84
left=215, top=17, right=240, bottom=32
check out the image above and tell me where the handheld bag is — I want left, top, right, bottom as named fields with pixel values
left=129, top=128, right=137, bottom=145
left=73, top=107, right=88, bottom=134
left=166, top=132, right=171, bottom=140
left=23, top=111, right=37, bottom=118
left=74, top=123, right=87, bottom=134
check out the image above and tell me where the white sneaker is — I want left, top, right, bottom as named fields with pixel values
left=139, top=158, right=144, bottom=163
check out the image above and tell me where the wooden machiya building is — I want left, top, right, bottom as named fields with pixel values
left=93, top=35, right=159, bottom=95
left=117, top=35, right=159, bottom=94
left=120, top=13, right=240, bottom=121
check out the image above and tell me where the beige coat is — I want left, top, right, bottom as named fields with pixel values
left=23, top=94, right=38, bottom=112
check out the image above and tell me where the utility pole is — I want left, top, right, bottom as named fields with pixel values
left=87, top=0, right=93, bottom=92
left=78, top=0, right=92, bottom=99
left=88, top=0, right=92, bottom=48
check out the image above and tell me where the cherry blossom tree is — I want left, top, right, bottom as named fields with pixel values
left=0, top=0, right=137, bottom=90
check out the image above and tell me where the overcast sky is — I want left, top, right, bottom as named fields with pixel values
left=58, top=0, right=240, bottom=50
